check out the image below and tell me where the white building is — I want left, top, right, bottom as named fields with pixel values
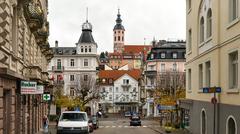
left=48, top=20, right=98, bottom=115
left=98, top=70, right=141, bottom=114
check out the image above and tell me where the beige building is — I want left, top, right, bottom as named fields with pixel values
left=0, top=0, right=53, bottom=133
left=180, top=0, right=240, bottom=134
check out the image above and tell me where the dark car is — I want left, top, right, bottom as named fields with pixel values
left=130, top=116, right=141, bottom=126
left=91, top=115, right=99, bottom=129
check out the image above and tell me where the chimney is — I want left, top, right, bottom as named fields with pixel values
left=55, top=40, right=58, bottom=47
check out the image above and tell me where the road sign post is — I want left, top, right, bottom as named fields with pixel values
left=202, top=86, right=221, bottom=134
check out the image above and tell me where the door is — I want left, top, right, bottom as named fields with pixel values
left=3, top=90, right=11, bottom=134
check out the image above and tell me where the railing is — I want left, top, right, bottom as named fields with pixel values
left=144, top=70, right=157, bottom=76
left=52, top=66, right=64, bottom=72
left=54, top=80, right=64, bottom=85
left=121, top=83, right=131, bottom=88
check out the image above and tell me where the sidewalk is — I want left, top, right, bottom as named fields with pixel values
left=36, top=122, right=57, bottom=134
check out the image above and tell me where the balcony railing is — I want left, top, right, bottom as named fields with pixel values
left=54, top=80, right=64, bottom=85
left=121, top=83, right=131, bottom=88
left=52, top=66, right=64, bottom=72
left=145, top=85, right=155, bottom=90
left=144, top=70, right=157, bottom=76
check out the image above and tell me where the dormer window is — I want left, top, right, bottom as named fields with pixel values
left=85, top=46, right=87, bottom=52
left=161, top=53, right=166, bottom=58
left=173, top=53, right=177, bottom=59
left=89, top=47, right=92, bottom=52
left=81, top=46, right=83, bottom=52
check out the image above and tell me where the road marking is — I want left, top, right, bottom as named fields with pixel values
left=112, top=126, right=116, bottom=128
left=124, top=126, right=128, bottom=128
left=105, top=126, right=110, bottom=128
left=99, top=125, right=159, bottom=129
left=143, top=125, right=147, bottom=128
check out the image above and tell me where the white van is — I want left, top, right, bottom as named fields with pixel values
left=57, top=111, right=89, bottom=134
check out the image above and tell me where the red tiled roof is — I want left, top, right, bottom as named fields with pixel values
left=99, top=69, right=142, bottom=81
left=124, top=45, right=152, bottom=55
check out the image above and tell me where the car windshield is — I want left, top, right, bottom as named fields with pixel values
left=60, top=113, right=87, bottom=121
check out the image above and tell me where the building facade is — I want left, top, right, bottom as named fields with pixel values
left=0, top=0, right=53, bottom=133
left=180, top=0, right=240, bottom=133
left=144, top=40, right=186, bottom=117
left=48, top=20, right=98, bottom=115
left=98, top=70, right=141, bottom=114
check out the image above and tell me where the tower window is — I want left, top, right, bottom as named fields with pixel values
left=89, top=47, right=91, bottom=52
left=122, top=36, right=124, bottom=41
left=200, top=17, right=205, bottom=43
left=115, top=37, right=116, bottom=41
left=118, top=36, right=120, bottom=41
left=118, top=31, right=120, bottom=33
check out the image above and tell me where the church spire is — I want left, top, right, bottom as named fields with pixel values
left=114, top=8, right=124, bottom=30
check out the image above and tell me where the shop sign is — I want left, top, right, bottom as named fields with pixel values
left=21, top=81, right=37, bottom=94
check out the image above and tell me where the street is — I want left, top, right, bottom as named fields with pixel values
left=93, top=119, right=160, bottom=134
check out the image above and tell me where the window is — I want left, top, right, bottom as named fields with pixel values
left=70, top=59, right=74, bottom=67
left=199, top=64, right=203, bottom=89
left=200, top=17, right=205, bottom=43
left=173, top=63, right=177, bottom=71
left=118, top=36, right=120, bottom=41
left=226, top=116, right=237, bottom=134
left=89, top=47, right=91, bottom=52
left=229, top=0, right=238, bottom=22
left=173, top=53, right=178, bottom=59
left=109, top=95, right=112, bottom=100
left=109, top=87, right=112, bottom=92
left=85, top=47, right=87, bottom=52
left=126, top=95, right=129, bottom=101
left=116, top=95, right=119, bottom=100
left=188, top=69, right=192, bottom=90
left=81, top=47, right=84, bottom=52
left=161, top=63, right=165, bottom=72
left=188, top=29, right=192, bottom=51
left=229, top=51, right=238, bottom=89
left=83, top=75, right=88, bottom=81
left=150, top=78, right=154, bottom=86
left=201, top=110, right=207, bottom=134
left=102, top=87, right=106, bottom=92
left=123, top=79, right=129, bottom=84
left=12, top=7, right=17, bottom=53
left=57, top=59, right=61, bottom=67
left=207, top=9, right=212, bottom=38
left=70, top=75, right=74, bottom=81
left=122, top=36, right=124, bottom=41
left=188, top=0, right=191, bottom=10
left=116, top=87, right=119, bottom=92
left=205, top=61, right=211, bottom=87
left=161, top=53, right=166, bottom=58
left=70, top=88, right=75, bottom=96
left=84, top=59, right=88, bottom=67
left=114, top=37, right=116, bottom=41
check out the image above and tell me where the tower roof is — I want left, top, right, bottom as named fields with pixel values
left=78, top=20, right=95, bottom=43
left=114, top=9, right=125, bottom=30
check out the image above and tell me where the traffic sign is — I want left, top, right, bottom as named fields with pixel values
left=211, top=97, right=217, bottom=104
left=43, top=94, right=51, bottom=101
left=202, top=87, right=221, bottom=93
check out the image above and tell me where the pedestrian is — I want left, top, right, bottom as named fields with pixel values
left=43, top=115, right=49, bottom=133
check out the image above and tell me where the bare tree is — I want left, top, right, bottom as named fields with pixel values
left=74, top=74, right=99, bottom=107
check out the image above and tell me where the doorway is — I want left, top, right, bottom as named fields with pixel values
left=3, top=89, right=12, bottom=134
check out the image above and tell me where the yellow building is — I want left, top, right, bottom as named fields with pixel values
left=180, top=0, right=240, bottom=134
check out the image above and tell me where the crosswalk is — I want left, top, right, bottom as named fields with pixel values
left=99, top=125, right=160, bottom=129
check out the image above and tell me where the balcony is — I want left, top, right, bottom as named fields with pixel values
left=35, top=22, right=49, bottom=45
left=145, top=85, right=155, bottom=90
left=23, top=0, right=44, bottom=32
left=121, top=83, right=131, bottom=88
left=27, top=66, right=42, bottom=80
left=144, top=70, right=157, bottom=77
left=52, top=66, right=64, bottom=72
left=54, top=80, right=64, bottom=86
left=41, top=72, right=49, bottom=83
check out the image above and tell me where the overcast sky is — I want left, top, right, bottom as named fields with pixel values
left=48, top=0, right=186, bottom=53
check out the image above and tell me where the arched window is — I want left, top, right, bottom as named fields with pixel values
left=207, top=9, right=212, bottom=38
left=201, top=110, right=206, bottom=134
left=200, top=17, right=205, bottom=43
left=226, top=116, right=237, bottom=134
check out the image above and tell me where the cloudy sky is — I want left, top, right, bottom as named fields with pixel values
left=48, top=0, right=186, bottom=53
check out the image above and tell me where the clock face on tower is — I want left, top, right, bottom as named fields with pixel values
left=82, top=22, right=92, bottom=30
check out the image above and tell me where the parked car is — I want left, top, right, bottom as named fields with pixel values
left=88, top=119, right=94, bottom=133
left=130, top=115, right=141, bottom=126
left=91, top=115, right=99, bottom=129
left=57, top=111, right=89, bottom=134
left=124, top=111, right=132, bottom=117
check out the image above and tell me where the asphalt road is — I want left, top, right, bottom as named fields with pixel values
left=92, top=119, right=161, bottom=134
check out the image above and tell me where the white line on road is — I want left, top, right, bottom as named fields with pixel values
left=143, top=125, right=147, bottom=128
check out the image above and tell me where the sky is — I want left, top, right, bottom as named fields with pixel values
left=48, top=0, right=186, bottom=53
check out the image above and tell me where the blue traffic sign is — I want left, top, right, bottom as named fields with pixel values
left=202, top=87, right=221, bottom=93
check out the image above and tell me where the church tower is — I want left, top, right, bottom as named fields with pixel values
left=113, top=9, right=125, bottom=53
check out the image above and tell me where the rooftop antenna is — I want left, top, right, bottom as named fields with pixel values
left=118, top=6, right=120, bottom=14
left=86, top=7, right=88, bottom=22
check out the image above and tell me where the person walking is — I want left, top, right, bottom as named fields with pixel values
left=43, top=115, right=49, bottom=134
